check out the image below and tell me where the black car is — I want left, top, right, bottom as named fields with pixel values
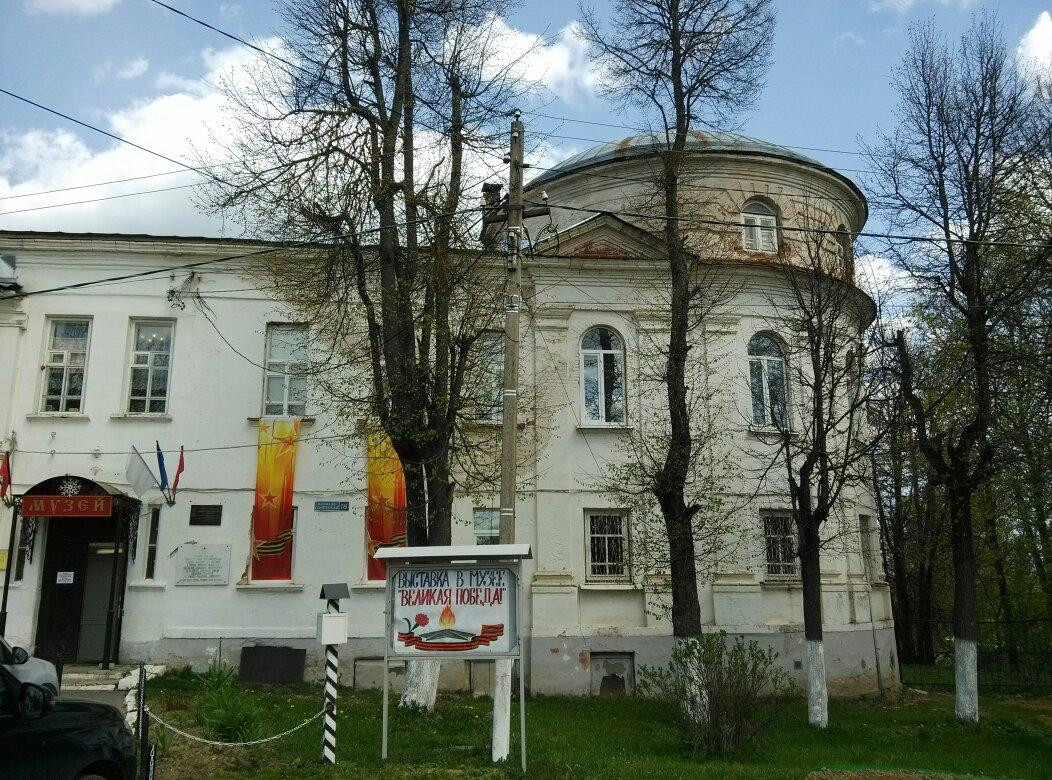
left=0, top=665, right=136, bottom=779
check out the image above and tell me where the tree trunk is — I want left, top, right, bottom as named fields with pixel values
left=399, top=657, right=441, bottom=710
left=798, top=520, right=827, bottom=728
left=949, top=481, right=979, bottom=723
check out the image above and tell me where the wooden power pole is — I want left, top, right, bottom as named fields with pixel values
left=492, top=110, right=524, bottom=764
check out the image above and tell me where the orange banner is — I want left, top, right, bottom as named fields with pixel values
left=366, top=432, right=407, bottom=580
left=251, top=417, right=300, bottom=580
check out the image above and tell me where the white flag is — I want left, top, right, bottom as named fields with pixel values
left=126, top=446, right=159, bottom=497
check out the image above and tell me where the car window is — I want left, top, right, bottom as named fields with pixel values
left=0, top=639, right=11, bottom=665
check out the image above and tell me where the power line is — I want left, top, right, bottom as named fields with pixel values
left=522, top=109, right=869, bottom=159
left=0, top=204, right=486, bottom=300
left=529, top=198, right=1052, bottom=251
left=0, top=183, right=199, bottom=217
left=0, top=168, right=198, bottom=201
left=0, top=88, right=207, bottom=177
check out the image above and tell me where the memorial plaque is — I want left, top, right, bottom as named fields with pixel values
left=175, top=544, right=231, bottom=586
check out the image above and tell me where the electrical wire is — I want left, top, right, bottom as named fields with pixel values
left=0, top=203, right=487, bottom=300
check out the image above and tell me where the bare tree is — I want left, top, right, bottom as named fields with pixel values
left=579, top=0, right=776, bottom=637
left=200, top=0, right=533, bottom=709
left=748, top=203, right=884, bottom=728
left=864, top=14, right=1051, bottom=722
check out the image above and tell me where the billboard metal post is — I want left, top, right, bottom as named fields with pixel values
left=377, top=544, right=530, bottom=770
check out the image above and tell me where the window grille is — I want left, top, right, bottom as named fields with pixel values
left=763, top=512, right=798, bottom=579
left=587, top=511, right=629, bottom=581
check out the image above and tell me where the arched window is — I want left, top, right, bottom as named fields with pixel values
left=742, top=200, right=778, bottom=253
left=748, top=333, right=787, bottom=427
left=581, top=326, right=626, bottom=424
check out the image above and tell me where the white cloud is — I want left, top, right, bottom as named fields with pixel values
left=0, top=19, right=592, bottom=238
left=0, top=44, right=268, bottom=236
left=486, top=19, right=601, bottom=103
left=93, top=56, right=149, bottom=83
left=869, top=0, right=974, bottom=13
left=115, top=56, right=149, bottom=80
left=1017, top=11, right=1052, bottom=71
left=218, top=3, right=242, bottom=21
left=832, top=30, right=866, bottom=48
left=23, top=0, right=122, bottom=15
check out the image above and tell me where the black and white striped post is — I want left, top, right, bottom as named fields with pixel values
left=318, top=583, right=349, bottom=766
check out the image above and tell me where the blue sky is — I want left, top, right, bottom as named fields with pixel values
left=1, top=0, right=1049, bottom=236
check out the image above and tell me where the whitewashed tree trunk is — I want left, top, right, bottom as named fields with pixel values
left=806, top=640, right=828, bottom=729
left=491, top=658, right=513, bottom=762
left=954, top=637, right=979, bottom=723
left=399, top=659, right=440, bottom=711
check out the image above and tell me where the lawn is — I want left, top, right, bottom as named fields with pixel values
left=144, top=673, right=1052, bottom=779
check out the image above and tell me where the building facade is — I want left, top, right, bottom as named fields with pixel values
left=0, top=133, right=897, bottom=695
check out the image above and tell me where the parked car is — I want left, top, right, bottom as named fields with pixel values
left=0, top=665, right=136, bottom=779
left=1, top=636, right=59, bottom=695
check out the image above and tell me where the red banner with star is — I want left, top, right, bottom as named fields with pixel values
left=251, top=417, right=300, bottom=580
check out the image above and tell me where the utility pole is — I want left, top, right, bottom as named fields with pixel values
left=499, top=110, right=523, bottom=546
left=492, top=109, right=524, bottom=765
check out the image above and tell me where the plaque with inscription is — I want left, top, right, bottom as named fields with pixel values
left=175, top=544, right=231, bottom=586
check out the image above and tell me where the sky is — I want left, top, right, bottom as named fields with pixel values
left=0, top=0, right=1049, bottom=238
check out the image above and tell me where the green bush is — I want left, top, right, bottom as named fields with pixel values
left=197, top=687, right=260, bottom=743
left=639, top=631, right=793, bottom=757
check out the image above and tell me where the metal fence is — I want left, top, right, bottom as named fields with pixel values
left=897, top=618, right=1052, bottom=694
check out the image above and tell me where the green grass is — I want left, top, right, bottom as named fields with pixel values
left=145, top=674, right=1051, bottom=779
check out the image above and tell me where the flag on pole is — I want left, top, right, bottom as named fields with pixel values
left=126, top=446, right=159, bottom=498
left=0, top=450, right=11, bottom=501
left=156, top=441, right=169, bottom=492
left=172, top=446, right=185, bottom=496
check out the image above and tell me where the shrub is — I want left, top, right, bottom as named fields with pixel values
left=639, top=631, right=793, bottom=756
left=198, top=687, right=260, bottom=743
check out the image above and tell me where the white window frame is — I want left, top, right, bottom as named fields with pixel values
left=473, top=507, right=500, bottom=545
left=263, top=324, right=309, bottom=417
left=126, top=320, right=174, bottom=414
left=580, top=326, right=628, bottom=425
left=742, top=201, right=778, bottom=253
left=763, top=511, right=799, bottom=580
left=40, top=317, right=92, bottom=413
left=585, top=510, right=630, bottom=582
left=748, top=333, right=789, bottom=429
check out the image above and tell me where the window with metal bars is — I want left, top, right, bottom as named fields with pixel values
left=586, top=511, right=628, bottom=581
left=763, top=512, right=798, bottom=579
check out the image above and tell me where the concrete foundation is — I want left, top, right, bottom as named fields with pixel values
left=120, top=625, right=899, bottom=697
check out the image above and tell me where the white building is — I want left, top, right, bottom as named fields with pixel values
left=0, top=133, right=897, bottom=695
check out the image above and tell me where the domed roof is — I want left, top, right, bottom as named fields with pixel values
left=528, top=130, right=857, bottom=195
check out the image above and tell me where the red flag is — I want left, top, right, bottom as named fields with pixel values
left=0, top=451, right=10, bottom=500
left=172, top=446, right=185, bottom=496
